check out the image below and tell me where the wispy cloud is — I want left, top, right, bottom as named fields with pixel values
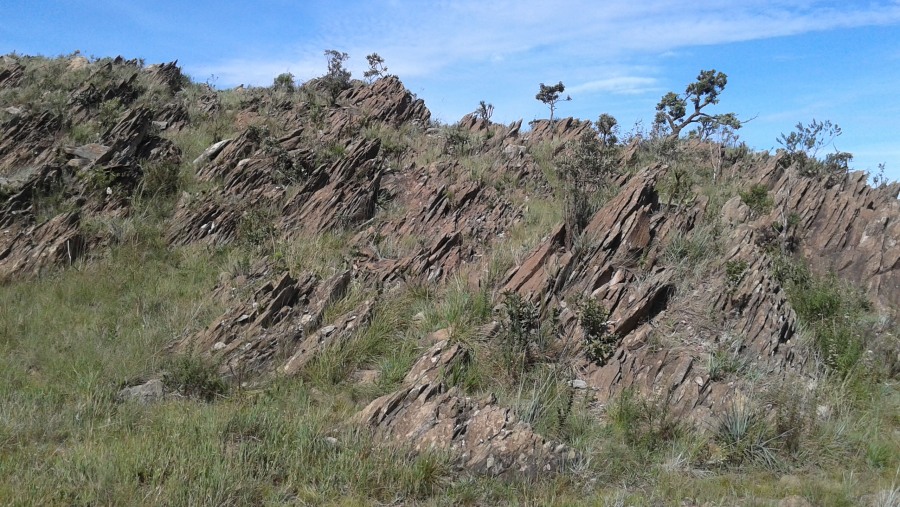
left=568, top=77, right=660, bottom=95
left=192, top=1, right=900, bottom=87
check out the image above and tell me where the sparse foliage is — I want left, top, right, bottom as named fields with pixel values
left=536, top=81, right=570, bottom=123
left=739, top=184, right=773, bottom=217
left=364, top=53, right=388, bottom=82
left=595, top=113, right=618, bottom=146
left=578, top=297, right=616, bottom=364
left=273, top=72, right=295, bottom=92
left=557, top=131, right=619, bottom=248
left=473, top=100, right=494, bottom=121
left=777, top=119, right=853, bottom=182
left=322, top=49, right=351, bottom=103
left=654, top=69, right=741, bottom=140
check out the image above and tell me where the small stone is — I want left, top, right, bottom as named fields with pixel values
left=324, top=437, right=338, bottom=446
left=568, top=379, right=588, bottom=389
left=212, top=341, right=226, bottom=351
left=117, top=379, right=165, bottom=404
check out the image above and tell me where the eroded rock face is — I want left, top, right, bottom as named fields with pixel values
left=0, top=102, right=182, bottom=280
left=3, top=56, right=899, bottom=481
left=500, top=165, right=810, bottom=424
left=0, top=211, right=84, bottom=280
left=751, top=160, right=900, bottom=311
left=0, top=111, right=63, bottom=176
left=356, top=340, right=576, bottom=477
left=176, top=268, right=372, bottom=378
left=339, top=75, right=431, bottom=127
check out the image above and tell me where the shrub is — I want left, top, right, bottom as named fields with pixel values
left=774, top=256, right=872, bottom=377
left=501, top=291, right=539, bottom=364
left=714, top=399, right=778, bottom=467
left=273, top=72, right=295, bottom=92
left=578, top=297, right=616, bottom=364
left=706, top=347, right=747, bottom=381
left=557, top=131, right=618, bottom=248
left=739, top=184, right=773, bottom=216
left=164, top=355, right=228, bottom=401
left=363, top=53, right=388, bottom=83
left=725, top=259, right=748, bottom=289
left=237, top=208, right=277, bottom=248
left=138, top=161, right=180, bottom=199
left=609, top=389, right=682, bottom=452
left=777, top=119, right=853, bottom=182
left=473, top=100, right=494, bottom=121
left=321, top=49, right=351, bottom=103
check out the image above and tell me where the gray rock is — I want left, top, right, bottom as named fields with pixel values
left=193, top=139, right=232, bottom=166
left=117, top=379, right=165, bottom=404
left=67, top=143, right=111, bottom=163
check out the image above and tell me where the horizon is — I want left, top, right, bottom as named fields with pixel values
left=3, top=0, right=899, bottom=181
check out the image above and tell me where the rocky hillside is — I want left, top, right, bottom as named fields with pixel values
left=1, top=54, right=898, bottom=504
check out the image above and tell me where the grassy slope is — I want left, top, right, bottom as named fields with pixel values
left=0, top=56, right=897, bottom=505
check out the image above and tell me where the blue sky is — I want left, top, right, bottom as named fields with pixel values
left=3, top=1, right=899, bottom=180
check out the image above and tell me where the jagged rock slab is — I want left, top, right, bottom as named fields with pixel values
left=355, top=340, right=576, bottom=477
left=178, top=269, right=372, bottom=378
left=753, top=159, right=900, bottom=311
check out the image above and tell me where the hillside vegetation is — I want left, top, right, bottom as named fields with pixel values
left=0, top=53, right=898, bottom=506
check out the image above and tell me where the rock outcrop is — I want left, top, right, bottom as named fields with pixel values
left=2, top=55, right=898, bottom=483
left=176, top=268, right=371, bottom=379
left=356, top=340, right=576, bottom=477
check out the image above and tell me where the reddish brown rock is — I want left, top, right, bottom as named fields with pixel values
left=355, top=340, right=575, bottom=477
left=177, top=268, right=372, bottom=378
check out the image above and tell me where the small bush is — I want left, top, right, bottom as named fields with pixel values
left=706, top=348, right=747, bottom=381
left=774, top=256, right=872, bottom=377
left=164, top=355, right=228, bottom=401
left=739, top=184, right=773, bottom=216
left=138, top=161, right=180, bottom=198
left=237, top=208, right=277, bottom=248
left=777, top=119, right=853, bottom=183
left=501, top=291, right=540, bottom=370
left=609, top=389, right=682, bottom=452
left=725, top=259, right=748, bottom=289
left=578, top=297, right=616, bottom=364
left=273, top=72, right=295, bottom=92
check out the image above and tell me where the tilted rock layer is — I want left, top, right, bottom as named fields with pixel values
left=2, top=55, right=897, bottom=477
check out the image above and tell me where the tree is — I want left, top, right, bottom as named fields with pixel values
left=595, top=113, right=618, bottom=147
left=364, top=53, right=387, bottom=83
left=536, top=81, right=571, bottom=123
left=654, top=69, right=741, bottom=140
left=322, top=50, right=351, bottom=103
left=473, top=100, right=494, bottom=121
left=273, top=72, right=295, bottom=92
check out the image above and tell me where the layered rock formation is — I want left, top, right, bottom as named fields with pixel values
left=1, top=54, right=897, bottom=479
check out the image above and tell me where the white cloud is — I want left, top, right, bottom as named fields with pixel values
left=191, top=1, right=900, bottom=87
left=568, top=77, right=659, bottom=95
